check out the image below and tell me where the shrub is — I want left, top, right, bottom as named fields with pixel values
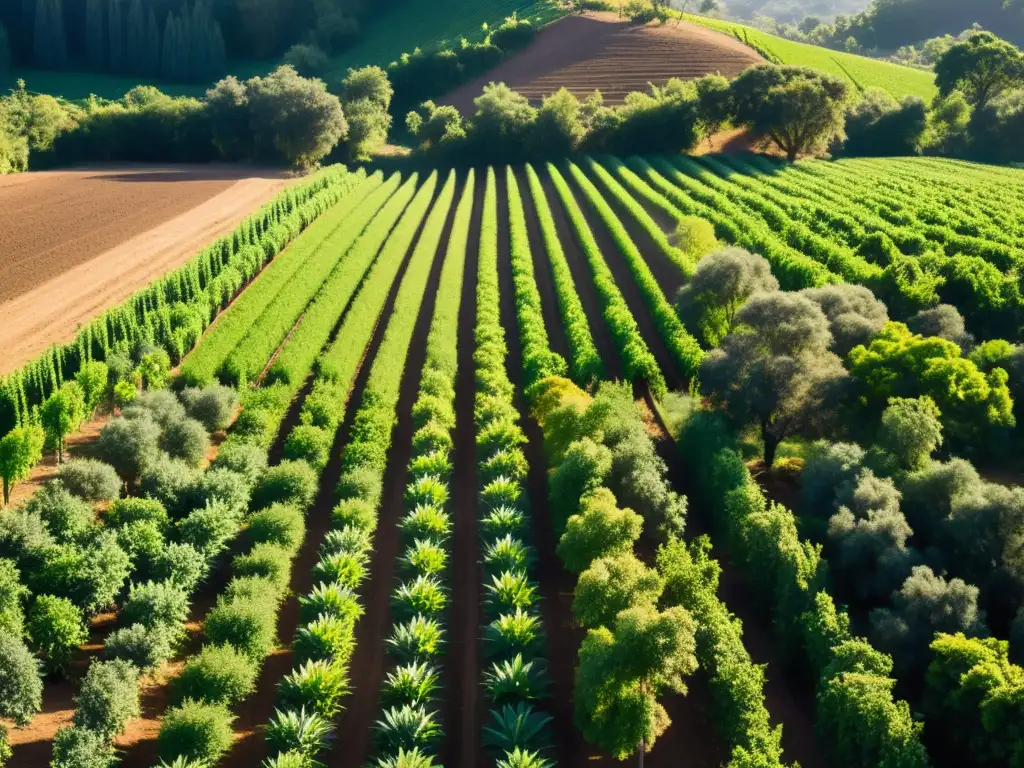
left=293, top=614, right=356, bottom=665
left=106, top=497, right=169, bottom=531
left=265, top=707, right=334, bottom=759
left=104, top=623, right=173, bottom=670
left=22, top=482, right=95, bottom=543
left=233, top=543, right=294, bottom=591
left=335, top=464, right=383, bottom=507
left=151, top=542, right=208, bottom=592
left=210, top=441, right=267, bottom=484
left=32, top=532, right=131, bottom=615
left=252, top=461, right=318, bottom=511
left=140, top=458, right=200, bottom=518
left=98, top=412, right=162, bottom=481
left=374, top=705, right=442, bottom=753
left=284, top=43, right=329, bottom=77
left=122, top=580, right=190, bottom=637
left=204, top=594, right=278, bottom=660
left=56, top=459, right=122, bottom=502
left=381, top=662, right=440, bottom=709
left=174, top=644, right=258, bottom=706
left=185, top=468, right=250, bottom=515
left=116, top=519, right=167, bottom=582
left=276, top=660, right=349, bottom=718
left=405, top=476, right=448, bottom=508
left=26, top=595, right=87, bottom=676
left=298, top=582, right=362, bottom=625
left=248, top=504, right=306, bottom=553
left=386, top=616, right=444, bottom=663
left=400, top=505, right=451, bottom=541
left=158, top=699, right=236, bottom=764
left=0, top=629, right=43, bottom=725
left=134, top=390, right=186, bottom=428
left=331, top=498, right=376, bottom=532
left=0, top=559, right=27, bottom=637
left=73, top=659, right=141, bottom=740
left=175, top=499, right=244, bottom=559
left=284, top=426, right=332, bottom=473
left=392, top=576, right=447, bottom=620
left=181, top=385, right=239, bottom=432
left=320, top=526, right=370, bottom=558
left=161, top=418, right=211, bottom=468
left=51, top=726, right=115, bottom=768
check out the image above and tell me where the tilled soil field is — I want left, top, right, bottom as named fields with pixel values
left=0, top=166, right=294, bottom=375
left=440, top=12, right=764, bottom=114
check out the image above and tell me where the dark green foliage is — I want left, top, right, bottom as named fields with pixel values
left=73, top=659, right=141, bottom=740
left=160, top=418, right=211, bottom=468
left=26, top=594, right=87, bottom=677
left=210, top=441, right=267, bottom=484
left=0, top=629, right=43, bottom=725
left=22, top=482, right=95, bottom=543
left=158, top=699, right=236, bottom=764
left=98, top=412, right=161, bottom=481
left=248, top=503, right=305, bottom=554
left=31, top=531, right=131, bottom=615
left=51, top=726, right=115, bottom=768
left=840, top=89, right=928, bottom=157
left=233, top=543, right=293, bottom=591
left=204, top=590, right=279, bottom=660
left=107, top=497, right=169, bottom=532
left=104, top=623, right=173, bottom=671
left=140, top=459, right=200, bottom=519
left=252, top=460, right=318, bottom=511
left=56, top=459, right=121, bottom=502
left=185, top=467, right=251, bottom=516
left=283, top=426, right=332, bottom=473
left=174, top=644, right=258, bottom=706
left=935, top=31, right=1024, bottom=108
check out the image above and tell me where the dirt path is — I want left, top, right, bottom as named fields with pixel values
left=0, top=166, right=296, bottom=375
left=330, top=196, right=450, bottom=768
left=443, top=174, right=484, bottom=768
left=439, top=12, right=763, bottom=114
left=537, top=169, right=624, bottom=381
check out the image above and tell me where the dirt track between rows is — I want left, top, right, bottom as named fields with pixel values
left=0, top=166, right=295, bottom=375
left=440, top=12, right=763, bottom=114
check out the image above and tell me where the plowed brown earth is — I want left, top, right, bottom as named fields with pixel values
left=0, top=165, right=294, bottom=375
left=440, top=12, right=763, bottom=114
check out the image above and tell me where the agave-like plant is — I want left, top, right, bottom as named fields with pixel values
left=485, top=570, right=536, bottom=616
left=476, top=419, right=526, bottom=458
left=311, top=551, right=367, bottom=590
left=400, top=505, right=452, bottom=541
left=292, top=613, right=356, bottom=665
left=480, top=449, right=529, bottom=485
left=408, top=450, right=452, bottom=479
left=485, top=609, right=543, bottom=659
left=483, top=655, right=548, bottom=705
left=404, top=475, right=449, bottom=508
left=373, top=705, right=442, bottom=752
left=261, top=749, right=320, bottom=768
left=386, top=616, right=445, bottom=663
left=298, top=582, right=363, bottom=624
left=496, top=748, right=553, bottom=768
left=480, top=506, right=527, bottom=539
left=319, top=526, right=371, bottom=558
left=265, top=707, right=334, bottom=758
left=482, top=535, right=531, bottom=574
left=482, top=703, right=553, bottom=754
left=400, top=539, right=448, bottom=577
left=380, top=662, right=440, bottom=709
left=373, top=746, right=437, bottom=767
left=480, top=477, right=521, bottom=509
left=276, top=660, right=350, bottom=718
left=157, top=757, right=210, bottom=768
left=392, top=575, right=447, bottom=620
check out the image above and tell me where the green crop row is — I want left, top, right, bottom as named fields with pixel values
left=547, top=162, right=667, bottom=396
left=505, top=167, right=568, bottom=393
left=524, top=163, right=604, bottom=389
left=216, top=175, right=412, bottom=388
left=474, top=167, right=555, bottom=766
left=0, top=166, right=360, bottom=437
left=370, top=169, right=466, bottom=765
left=177, top=172, right=385, bottom=387
left=575, top=158, right=705, bottom=379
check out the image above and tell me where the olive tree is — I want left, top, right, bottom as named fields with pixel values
left=575, top=604, right=698, bottom=761
left=700, top=292, right=849, bottom=468
left=675, top=247, right=778, bottom=347
left=935, top=31, right=1024, bottom=109
left=0, top=629, right=43, bottom=725
left=0, top=425, right=44, bottom=504
left=907, top=304, right=975, bottom=352
left=800, top=283, right=889, bottom=358
left=730, top=65, right=852, bottom=161
left=877, top=396, right=943, bottom=472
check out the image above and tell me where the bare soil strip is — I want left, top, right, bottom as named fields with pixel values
left=331, top=193, right=453, bottom=768
left=537, top=169, right=624, bottom=381
left=443, top=173, right=484, bottom=768
left=0, top=166, right=295, bottom=375
left=439, top=12, right=763, bottom=114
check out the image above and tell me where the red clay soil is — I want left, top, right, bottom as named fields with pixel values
left=537, top=169, right=624, bottom=381
left=564, top=166, right=686, bottom=390
left=330, top=194, right=453, bottom=768
left=442, top=174, right=484, bottom=767
left=440, top=12, right=763, bottom=115
left=0, top=165, right=295, bottom=375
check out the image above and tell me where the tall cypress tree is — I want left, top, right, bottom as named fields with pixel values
left=85, top=0, right=105, bottom=69
left=107, top=0, right=123, bottom=73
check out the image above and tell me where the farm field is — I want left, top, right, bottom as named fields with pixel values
left=2, top=154, right=1023, bottom=768
left=683, top=14, right=939, bottom=100
left=440, top=12, right=764, bottom=114
left=0, top=166, right=296, bottom=375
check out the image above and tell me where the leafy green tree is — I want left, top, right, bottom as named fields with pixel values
left=0, top=559, right=28, bottom=637
left=575, top=605, right=698, bottom=760
left=729, top=65, right=851, bottom=161
left=26, top=594, right=87, bottom=677
left=340, top=65, right=393, bottom=160
left=41, top=382, right=86, bottom=463
left=935, top=31, right=1024, bottom=109
left=573, top=553, right=665, bottom=629
left=557, top=489, right=642, bottom=574
left=700, top=292, right=849, bottom=468
left=800, top=283, right=889, bottom=358
left=877, top=396, right=943, bottom=472
left=75, top=361, right=109, bottom=416
left=675, top=247, right=778, bottom=347
left=0, top=424, right=44, bottom=504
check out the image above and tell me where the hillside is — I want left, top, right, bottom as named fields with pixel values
left=685, top=13, right=938, bottom=99
left=440, top=12, right=764, bottom=114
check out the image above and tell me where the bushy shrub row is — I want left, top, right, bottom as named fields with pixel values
left=474, top=168, right=555, bottom=766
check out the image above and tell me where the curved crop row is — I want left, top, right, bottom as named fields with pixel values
left=505, top=166, right=568, bottom=393
left=260, top=172, right=444, bottom=766
left=474, top=167, right=555, bottom=766
left=546, top=162, right=666, bottom=397
left=573, top=158, right=705, bottom=379
left=523, top=164, right=603, bottom=389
